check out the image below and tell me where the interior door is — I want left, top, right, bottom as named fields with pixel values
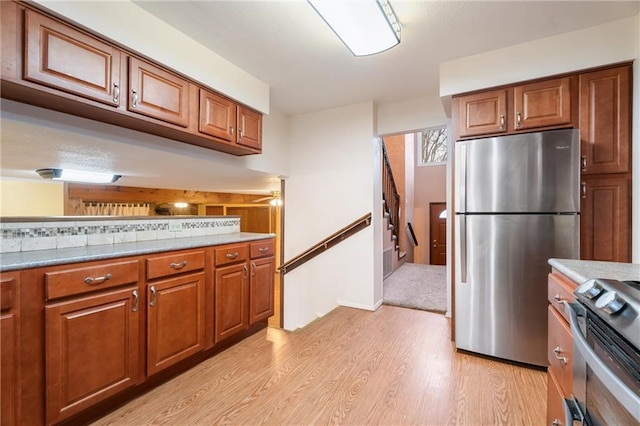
left=429, top=202, right=446, bottom=265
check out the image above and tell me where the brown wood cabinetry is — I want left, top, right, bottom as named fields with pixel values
left=24, top=9, right=122, bottom=107
left=214, top=244, right=250, bottom=343
left=579, top=65, right=631, bottom=175
left=1, top=1, right=262, bottom=156
left=546, top=269, right=577, bottom=426
left=456, top=89, right=507, bottom=138
left=45, top=287, right=140, bottom=424
left=250, top=240, right=275, bottom=324
left=1, top=273, right=19, bottom=426
left=128, top=57, right=191, bottom=128
left=580, top=174, right=630, bottom=262
left=513, top=77, right=571, bottom=131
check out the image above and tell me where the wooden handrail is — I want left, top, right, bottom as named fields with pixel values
left=278, top=213, right=372, bottom=275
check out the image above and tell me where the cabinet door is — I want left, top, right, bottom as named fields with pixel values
left=1, top=273, right=18, bottom=426
left=147, top=272, right=205, bottom=376
left=456, top=89, right=507, bottom=138
left=215, top=263, right=248, bottom=343
left=580, top=174, right=630, bottom=262
left=128, top=57, right=191, bottom=127
left=24, top=9, right=122, bottom=107
left=547, top=370, right=567, bottom=426
left=199, top=88, right=236, bottom=141
left=514, top=77, right=571, bottom=130
left=236, top=106, right=262, bottom=150
left=45, top=287, right=140, bottom=424
left=579, top=66, right=631, bottom=174
left=250, top=257, right=274, bottom=324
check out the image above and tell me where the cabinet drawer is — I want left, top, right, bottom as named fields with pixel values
left=215, top=244, right=249, bottom=266
left=251, top=239, right=275, bottom=259
left=146, top=250, right=205, bottom=280
left=548, top=272, right=576, bottom=322
left=45, top=260, right=139, bottom=300
left=0, top=275, right=16, bottom=311
left=548, top=306, right=573, bottom=397
left=547, top=370, right=568, bottom=426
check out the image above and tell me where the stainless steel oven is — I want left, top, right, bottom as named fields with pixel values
left=564, top=279, right=640, bottom=426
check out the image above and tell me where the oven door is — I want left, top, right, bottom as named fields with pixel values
left=565, top=302, right=640, bottom=426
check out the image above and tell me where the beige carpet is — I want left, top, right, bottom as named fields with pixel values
left=383, top=263, right=447, bottom=314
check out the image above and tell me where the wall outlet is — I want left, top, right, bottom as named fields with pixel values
left=169, top=221, right=183, bottom=232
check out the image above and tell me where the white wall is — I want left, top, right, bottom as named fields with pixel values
left=377, top=95, right=448, bottom=136
left=33, top=0, right=269, bottom=114
left=440, top=14, right=640, bottom=264
left=283, top=102, right=380, bottom=330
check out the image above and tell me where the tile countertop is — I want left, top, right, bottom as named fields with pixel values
left=0, top=232, right=275, bottom=272
left=549, top=258, right=640, bottom=284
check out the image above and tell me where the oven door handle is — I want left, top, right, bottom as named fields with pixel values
left=566, top=302, right=640, bottom=423
left=563, top=396, right=585, bottom=426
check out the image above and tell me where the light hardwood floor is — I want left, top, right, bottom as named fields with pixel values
left=95, top=306, right=547, bottom=425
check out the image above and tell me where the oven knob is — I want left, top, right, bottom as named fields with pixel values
left=594, top=291, right=626, bottom=315
left=577, top=279, right=604, bottom=299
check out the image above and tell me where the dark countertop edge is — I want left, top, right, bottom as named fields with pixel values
left=549, top=258, right=640, bottom=284
left=0, top=215, right=238, bottom=223
left=0, top=232, right=275, bottom=272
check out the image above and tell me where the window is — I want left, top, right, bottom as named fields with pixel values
left=418, top=126, right=448, bottom=166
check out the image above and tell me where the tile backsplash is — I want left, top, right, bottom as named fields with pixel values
left=0, top=217, right=240, bottom=253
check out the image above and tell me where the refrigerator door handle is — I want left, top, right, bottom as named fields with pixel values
left=456, top=143, right=467, bottom=213
left=460, top=215, right=467, bottom=283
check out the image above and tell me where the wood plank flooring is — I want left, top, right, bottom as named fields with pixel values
left=94, top=306, right=547, bottom=425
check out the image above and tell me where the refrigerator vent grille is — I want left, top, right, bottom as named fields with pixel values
left=383, top=248, right=393, bottom=278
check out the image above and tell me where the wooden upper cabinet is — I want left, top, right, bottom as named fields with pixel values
left=237, top=106, right=262, bottom=150
left=579, top=66, right=631, bottom=175
left=24, top=9, right=122, bottom=106
left=580, top=174, right=630, bottom=263
left=457, top=89, right=507, bottom=138
left=199, top=88, right=236, bottom=141
left=514, top=77, right=571, bottom=131
left=128, top=57, right=191, bottom=127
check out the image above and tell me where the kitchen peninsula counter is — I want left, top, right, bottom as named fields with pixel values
left=0, top=232, right=274, bottom=272
left=549, top=258, right=640, bottom=284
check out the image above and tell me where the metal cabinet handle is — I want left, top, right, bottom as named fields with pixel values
left=238, top=127, right=244, bottom=140
left=499, top=114, right=505, bottom=130
left=170, top=261, right=187, bottom=269
left=258, top=247, right=269, bottom=253
left=131, top=88, right=138, bottom=108
left=553, top=294, right=566, bottom=305
left=229, top=126, right=234, bottom=135
left=516, top=112, right=522, bottom=128
left=226, top=252, right=239, bottom=259
left=251, top=262, right=256, bottom=276
left=551, top=419, right=561, bottom=426
left=132, top=290, right=139, bottom=312
left=581, top=182, right=587, bottom=199
left=553, top=346, right=568, bottom=365
left=84, top=273, right=112, bottom=285
left=581, top=155, right=587, bottom=172
left=150, top=285, right=157, bottom=307
left=113, top=82, right=120, bottom=103
left=243, top=264, right=248, bottom=279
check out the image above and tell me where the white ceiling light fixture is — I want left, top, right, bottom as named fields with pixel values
left=36, top=168, right=121, bottom=184
left=308, top=0, right=401, bottom=56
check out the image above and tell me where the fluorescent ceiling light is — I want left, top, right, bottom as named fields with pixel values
left=308, top=0, right=401, bottom=56
left=36, top=168, right=121, bottom=184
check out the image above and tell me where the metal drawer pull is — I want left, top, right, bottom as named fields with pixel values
left=150, top=285, right=157, bottom=307
left=84, top=273, right=112, bottom=285
left=113, top=82, right=120, bottom=103
left=170, top=261, right=188, bottom=269
left=553, top=294, right=566, bottom=304
left=553, top=346, right=568, bottom=365
left=226, top=252, right=239, bottom=259
left=132, top=290, right=139, bottom=312
left=551, top=419, right=561, bottom=426
left=258, top=247, right=269, bottom=253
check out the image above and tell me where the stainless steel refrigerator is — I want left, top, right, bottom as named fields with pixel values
left=454, top=128, right=580, bottom=367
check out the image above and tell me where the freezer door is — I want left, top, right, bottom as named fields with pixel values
left=455, top=129, right=580, bottom=213
left=454, top=213, right=579, bottom=367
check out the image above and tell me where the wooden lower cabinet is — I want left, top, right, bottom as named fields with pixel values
left=147, top=272, right=205, bottom=376
left=215, top=262, right=249, bottom=343
left=547, top=370, right=567, bottom=426
left=250, top=257, right=274, bottom=324
left=1, top=273, right=19, bottom=426
left=580, top=174, right=630, bottom=262
left=45, top=287, right=140, bottom=424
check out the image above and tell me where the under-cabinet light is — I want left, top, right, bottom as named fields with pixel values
left=308, top=0, right=401, bottom=56
left=174, top=202, right=188, bottom=209
left=36, top=168, right=121, bottom=184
